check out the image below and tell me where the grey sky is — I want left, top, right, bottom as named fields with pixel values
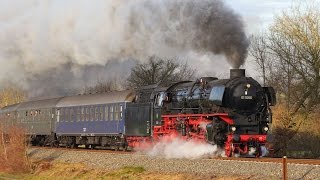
left=226, top=0, right=292, bottom=34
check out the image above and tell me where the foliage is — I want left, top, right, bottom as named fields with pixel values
left=272, top=104, right=320, bottom=158
left=0, top=86, right=26, bottom=108
left=127, top=56, right=195, bottom=88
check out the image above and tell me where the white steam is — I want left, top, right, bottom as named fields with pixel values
left=0, top=0, right=248, bottom=98
left=145, top=138, right=223, bottom=159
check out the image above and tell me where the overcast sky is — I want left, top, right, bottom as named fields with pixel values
left=225, top=0, right=293, bottom=34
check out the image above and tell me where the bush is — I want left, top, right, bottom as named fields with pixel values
left=0, top=125, right=30, bottom=173
left=271, top=104, right=320, bottom=158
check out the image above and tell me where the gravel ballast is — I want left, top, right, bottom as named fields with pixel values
left=28, top=148, right=320, bottom=179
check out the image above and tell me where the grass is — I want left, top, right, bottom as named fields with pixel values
left=0, top=161, right=243, bottom=180
left=105, top=166, right=145, bottom=179
left=0, top=161, right=148, bottom=180
left=0, top=163, right=145, bottom=180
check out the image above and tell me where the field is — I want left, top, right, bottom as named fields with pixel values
left=0, top=161, right=248, bottom=180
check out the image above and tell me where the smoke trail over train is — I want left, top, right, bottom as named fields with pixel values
left=0, top=0, right=248, bottom=98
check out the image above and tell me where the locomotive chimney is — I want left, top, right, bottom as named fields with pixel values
left=230, top=69, right=245, bottom=78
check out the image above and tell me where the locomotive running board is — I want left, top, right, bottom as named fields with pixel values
left=161, top=113, right=234, bottom=125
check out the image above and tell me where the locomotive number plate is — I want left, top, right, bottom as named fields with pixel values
left=241, top=96, right=253, bottom=99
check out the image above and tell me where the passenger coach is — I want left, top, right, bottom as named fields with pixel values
left=0, top=90, right=152, bottom=150
left=55, top=90, right=135, bottom=149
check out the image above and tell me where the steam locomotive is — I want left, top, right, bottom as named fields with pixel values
left=0, top=69, right=276, bottom=157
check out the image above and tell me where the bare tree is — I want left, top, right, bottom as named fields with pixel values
left=268, top=2, right=320, bottom=114
left=82, top=78, right=125, bottom=95
left=249, top=34, right=270, bottom=86
left=251, top=2, right=320, bottom=114
left=250, top=2, right=320, bottom=156
left=127, top=56, right=195, bottom=88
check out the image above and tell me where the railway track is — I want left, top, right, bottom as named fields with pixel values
left=214, top=157, right=320, bottom=165
left=30, top=146, right=320, bottom=165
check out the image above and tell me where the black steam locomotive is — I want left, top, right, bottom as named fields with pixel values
left=135, top=68, right=276, bottom=156
left=0, top=69, right=276, bottom=157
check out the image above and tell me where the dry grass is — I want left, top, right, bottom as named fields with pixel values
left=0, top=125, right=30, bottom=173
left=0, top=161, right=256, bottom=180
left=271, top=104, right=320, bottom=158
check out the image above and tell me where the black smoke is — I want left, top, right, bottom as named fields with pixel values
left=0, top=0, right=248, bottom=99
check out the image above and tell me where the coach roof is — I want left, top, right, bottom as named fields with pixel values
left=56, top=90, right=135, bottom=107
left=16, top=98, right=63, bottom=111
left=0, top=103, right=21, bottom=112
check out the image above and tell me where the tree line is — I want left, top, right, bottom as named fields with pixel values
left=82, top=55, right=195, bottom=95
left=249, top=2, right=320, bottom=157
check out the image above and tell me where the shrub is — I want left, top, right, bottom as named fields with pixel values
left=0, top=125, right=30, bottom=173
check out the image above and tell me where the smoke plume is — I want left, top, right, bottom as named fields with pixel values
left=0, top=0, right=248, bottom=98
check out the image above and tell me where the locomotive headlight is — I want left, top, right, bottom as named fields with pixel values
left=246, top=84, right=251, bottom=88
left=231, top=126, right=236, bottom=132
left=263, top=126, right=269, bottom=132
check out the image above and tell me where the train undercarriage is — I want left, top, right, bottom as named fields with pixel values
left=28, top=113, right=270, bottom=157
left=28, top=134, right=129, bottom=151
left=127, top=113, right=271, bottom=157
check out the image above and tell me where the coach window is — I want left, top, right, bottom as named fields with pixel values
left=59, top=109, right=63, bottom=122
left=68, top=108, right=72, bottom=122
left=76, top=107, right=80, bottom=122
left=89, top=106, right=94, bottom=121
left=69, top=108, right=72, bottom=122
left=100, top=106, right=103, bottom=121
left=65, top=108, right=69, bottom=122
left=70, top=108, right=74, bottom=122
left=57, top=109, right=60, bottom=122
left=31, top=110, right=34, bottom=121
left=120, top=104, right=123, bottom=119
left=74, top=108, right=77, bottom=122
left=95, top=107, right=99, bottom=121
left=79, top=107, right=81, bottom=121
left=114, top=105, right=119, bottom=120
left=68, top=108, right=71, bottom=122
left=80, top=107, right=84, bottom=121
left=65, top=108, right=68, bottom=122
left=86, top=107, right=89, bottom=121
left=105, top=106, right=109, bottom=121
left=60, top=109, right=64, bottom=122
left=73, top=108, right=77, bottom=122
left=110, top=105, right=114, bottom=120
